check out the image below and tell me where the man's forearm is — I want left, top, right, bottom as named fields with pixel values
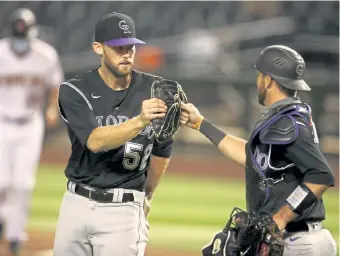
left=87, top=115, right=146, bottom=153
left=145, top=156, right=171, bottom=201
left=199, top=119, right=247, bottom=167
left=273, top=182, right=329, bottom=230
left=217, top=135, right=247, bottom=167
left=47, top=87, right=59, bottom=110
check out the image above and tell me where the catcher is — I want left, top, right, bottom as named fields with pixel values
left=180, top=45, right=337, bottom=256
left=54, top=11, right=187, bottom=256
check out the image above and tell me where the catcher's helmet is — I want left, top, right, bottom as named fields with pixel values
left=254, top=45, right=311, bottom=91
left=9, top=8, right=37, bottom=38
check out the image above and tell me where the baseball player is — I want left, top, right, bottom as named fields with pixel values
left=54, top=12, right=177, bottom=256
left=180, top=45, right=337, bottom=255
left=0, top=8, right=64, bottom=256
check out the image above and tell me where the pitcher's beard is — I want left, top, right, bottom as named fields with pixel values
left=105, top=61, right=131, bottom=78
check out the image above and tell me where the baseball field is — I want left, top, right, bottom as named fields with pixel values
left=4, top=161, right=338, bottom=256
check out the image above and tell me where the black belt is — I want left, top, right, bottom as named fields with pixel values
left=69, top=182, right=135, bottom=203
left=285, top=221, right=323, bottom=233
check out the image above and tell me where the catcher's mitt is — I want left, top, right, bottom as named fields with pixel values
left=150, top=79, right=188, bottom=143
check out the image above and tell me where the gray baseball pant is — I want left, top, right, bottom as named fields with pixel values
left=53, top=186, right=149, bottom=256
left=283, top=221, right=337, bottom=256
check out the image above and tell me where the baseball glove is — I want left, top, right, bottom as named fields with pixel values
left=150, top=79, right=188, bottom=143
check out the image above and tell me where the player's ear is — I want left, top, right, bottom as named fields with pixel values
left=92, top=42, right=104, bottom=56
left=264, top=75, right=273, bottom=89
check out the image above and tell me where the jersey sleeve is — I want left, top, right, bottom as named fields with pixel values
left=58, top=82, right=98, bottom=146
left=284, top=124, right=335, bottom=186
left=151, top=137, right=174, bottom=158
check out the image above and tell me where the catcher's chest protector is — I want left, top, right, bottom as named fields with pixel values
left=244, top=100, right=312, bottom=213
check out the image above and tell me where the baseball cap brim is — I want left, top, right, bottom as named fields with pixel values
left=271, top=74, right=311, bottom=91
left=104, top=37, right=145, bottom=47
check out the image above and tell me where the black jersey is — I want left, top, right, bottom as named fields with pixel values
left=58, top=67, right=173, bottom=191
left=244, top=97, right=334, bottom=222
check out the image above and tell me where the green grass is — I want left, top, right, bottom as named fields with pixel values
left=28, top=165, right=339, bottom=253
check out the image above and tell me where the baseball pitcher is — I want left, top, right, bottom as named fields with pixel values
left=0, top=8, right=64, bottom=256
left=181, top=45, right=337, bottom=256
left=54, top=12, right=187, bottom=256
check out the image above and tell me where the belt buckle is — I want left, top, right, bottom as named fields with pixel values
left=88, top=190, right=100, bottom=201
left=90, top=189, right=109, bottom=203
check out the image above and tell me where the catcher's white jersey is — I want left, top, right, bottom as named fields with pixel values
left=0, top=38, right=63, bottom=118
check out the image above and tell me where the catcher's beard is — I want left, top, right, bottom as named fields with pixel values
left=258, top=86, right=268, bottom=106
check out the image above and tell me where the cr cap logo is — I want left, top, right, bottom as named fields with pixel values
left=296, top=64, right=304, bottom=79
left=119, top=20, right=131, bottom=34
left=212, top=238, right=221, bottom=254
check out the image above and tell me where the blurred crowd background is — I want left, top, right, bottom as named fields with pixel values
left=0, top=1, right=338, bottom=163
left=0, top=1, right=338, bottom=255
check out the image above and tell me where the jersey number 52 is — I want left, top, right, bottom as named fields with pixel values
left=123, top=142, right=153, bottom=171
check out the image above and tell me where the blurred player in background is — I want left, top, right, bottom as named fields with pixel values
left=0, top=8, right=64, bottom=256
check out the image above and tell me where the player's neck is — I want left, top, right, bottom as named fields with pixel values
left=266, top=93, right=288, bottom=108
left=98, top=66, right=131, bottom=91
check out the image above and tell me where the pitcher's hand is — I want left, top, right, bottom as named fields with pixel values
left=139, top=98, right=167, bottom=126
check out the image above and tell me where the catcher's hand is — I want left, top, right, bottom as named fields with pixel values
left=150, top=79, right=188, bottom=143
left=180, top=102, right=204, bottom=130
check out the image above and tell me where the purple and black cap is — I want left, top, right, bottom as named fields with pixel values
left=95, top=12, right=145, bottom=47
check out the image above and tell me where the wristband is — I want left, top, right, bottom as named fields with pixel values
left=285, top=183, right=318, bottom=215
left=199, top=119, right=227, bottom=146
left=192, top=116, right=204, bottom=130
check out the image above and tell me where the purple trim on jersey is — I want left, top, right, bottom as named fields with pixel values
left=104, top=38, right=145, bottom=46
left=289, top=106, right=310, bottom=124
